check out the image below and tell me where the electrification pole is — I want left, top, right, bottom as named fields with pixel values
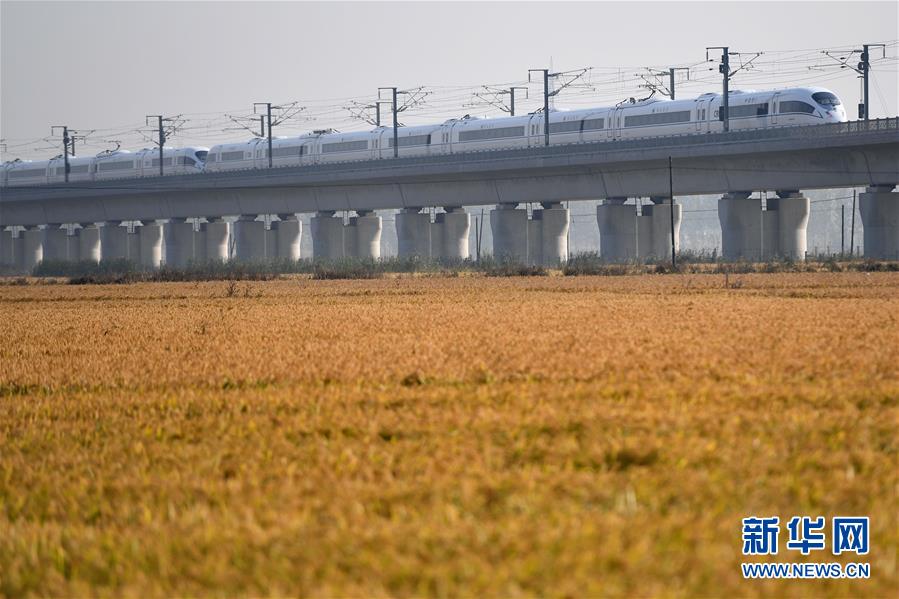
left=707, top=47, right=730, bottom=132
left=378, top=87, right=399, bottom=157
left=145, top=115, right=166, bottom=176
left=529, top=69, right=550, bottom=146
left=669, top=156, right=676, bottom=269
left=254, top=103, right=274, bottom=168
left=859, top=44, right=886, bottom=120
left=50, top=126, right=71, bottom=183
left=823, top=43, right=885, bottom=120
left=508, top=86, right=528, bottom=116
left=668, top=67, right=691, bottom=100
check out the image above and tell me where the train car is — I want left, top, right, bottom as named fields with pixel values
left=449, top=114, right=533, bottom=153
left=372, top=124, right=444, bottom=159
left=47, top=155, right=95, bottom=184
left=205, top=139, right=264, bottom=172
left=92, top=150, right=139, bottom=181
left=5, top=159, right=50, bottom=186
left=314, top=130, right=377, bottom=164
left=134, top=147, right=209, bottom=177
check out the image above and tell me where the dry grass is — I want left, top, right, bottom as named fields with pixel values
left=1, top=272, right=897, bottom=597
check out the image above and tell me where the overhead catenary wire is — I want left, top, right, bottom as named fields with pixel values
left=2, top=40, right=896, bottom=161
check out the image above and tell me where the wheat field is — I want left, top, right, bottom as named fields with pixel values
left=1, top=272, right=897, bottom=597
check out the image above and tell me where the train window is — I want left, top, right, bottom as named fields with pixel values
left=458, top=126, right=525, bottom=142
left=9, top=168, right=47, bottom=178
left=624, top=110, right=692, bottom=127
left=99, top=161, right=135, bottom=171
left=151, top=157, right=174, bottom=167
left=729, top=102, right=770, bottom=118
left=195, top=150, right=208, bottom=161
left=70, top=164, right=90, bottom=173
left=582, top=118, right=605, bottom=131
left=549, top=121, right=581, bottom=134
left=207, top=153, right=218, bottom=163
left=779, top=101, right=816, bottom=114
left=221, top=151, right=244, bottom=161
left=388, top=134, right=431, bottom=148
left=322, top=140, right=368, bottom=153
left=269, top=146, right=302, bottom=158
left=812, top=92, right=841, bottom=107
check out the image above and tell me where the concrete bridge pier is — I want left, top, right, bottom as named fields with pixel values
left=719, top=191, right=808, bottom=260
left=490, top=204, right=528, bottom=262
left=41, top=225, right=67, bottom=263
left=435, top=207, right=470, bottom=260
left=310, top=211, right=345, bottom=260
left=718, top=192, right=761, bottom=260
left=860, top=185, right=899, bottom=259
left=640, top=198, right=682, bottom=260
left=274, top=215, right=302, bottom=261
left=0, top=228, right=13, bottom=267
left=165, top=218, right=197, bottom=267
left=597, top=198, right=637, bottom=262
left=396, top=208, right=432, bottom=258
left=767, top=191, right=809, bottom=260
left=126, top=225, right=141, bottom=263
left=533, top=202, right=569, bottom=266
left=22, top=226, right=43, bottom=271
left=78, top=224, right=102, bottom=263
left=202, top=218, right=230, bottom=263
left=234, top=216, right=267, bottom=262
left=138, top=221, right=163, bottom=268
left=66, top=227, right=81, bottom=262
left=347, top=211, right=381, bottom=259
left=101, top=222, right=128, bottom=262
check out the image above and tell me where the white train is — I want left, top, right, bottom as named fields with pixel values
left=2, top=87, right=846, bottom=186
left=2, top=147, right=208, bottom=187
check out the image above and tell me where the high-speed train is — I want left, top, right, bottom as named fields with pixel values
left=1, top=86, right=846, bottom=187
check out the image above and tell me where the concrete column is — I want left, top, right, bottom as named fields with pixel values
left=22, top=227, right=43, bottom=272
left=310, top=211, right=345, bottom=260
left=641, top=201, right=682, bottom=260
left=771, top=192, right=809, bottom=260
left=860, top=185, right=899, bottom=259
left=101, top=222, right=128, bottom=262
left=77, top=224, right=102, bottom=263
left=203, top=219, right=230, bottom=263
left=396, top=208, right=432, bottom=258
left=597, top=199, right=637, bottom=262
left=164, top=219, right=196, bottom=267
left=348, top=211, right=381, bottom=259
left=66, top=228, right=80, bottom=262
left=490, top=204, right=528, bottom=262
left=12, top=230, right=26, bottom=272
left=534, top=202, right=570, bottom=266
left=436, top=207, right=470, bottom=260
left=138, top=221, right=163, bottom=268
left=234, top=216, right=267, bottom=262
left=0, top=228, right=13, bottom=266
left=42, top=225, right=67, bottom=263
left=125, top=227, right=140, bottom=263
left=274, top=215, right=302, bottom=261
left=718, top=192, right=761, bottom=260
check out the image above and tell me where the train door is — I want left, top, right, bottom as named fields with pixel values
left=696, top=99, right=708, bottom=133
left=771, top=92, right=781, bottom=125
left=607, top=107, right=619, bottom=139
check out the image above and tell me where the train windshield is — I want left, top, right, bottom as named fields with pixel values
left=194, top=150, right=209, bottom=162
left=812, top=92, right=841, bottom=107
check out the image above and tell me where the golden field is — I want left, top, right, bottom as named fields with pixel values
left=1, top=272, right=897, bottom=597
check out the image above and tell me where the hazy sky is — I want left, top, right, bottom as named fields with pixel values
left=2, top=1, right=897, bottom=160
